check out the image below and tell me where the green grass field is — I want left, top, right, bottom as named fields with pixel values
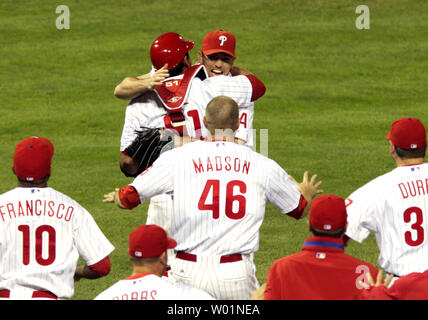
left=1, top=0, right=428, bottom=300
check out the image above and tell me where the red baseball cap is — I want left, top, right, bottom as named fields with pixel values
left=202, top=30, right=236, bottom=59
left=386, top=117, right=427, bottom=150
left=13, top=137, right=54, bottom=182
left=129, top=224, right=177, bottom=258
left=309, top=194, right=347, bottom=231
left=150, top=32, right=194, bottom=70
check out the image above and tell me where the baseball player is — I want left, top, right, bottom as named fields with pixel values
left=115, top=30, right=257, bottom=146
left=0, top=137, right=114, bottom=300
left=263, top=194, right=378, bottom=300
left=197, top=30, right=256, bottom=146
left=104, top=96, right=322, bottom=299
left=345, top=117, right=428, bottom=278
left=116, top=32, right=265, bottom=258
left=119, top=31, right=265, bottom=176
left=94, top=224, right=214, bottom=300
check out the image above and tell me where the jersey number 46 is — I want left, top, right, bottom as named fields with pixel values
left=198, top=179, right=246, bottom=220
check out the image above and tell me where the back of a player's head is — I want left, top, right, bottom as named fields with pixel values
left=386, top=117, right=427, bottom=159
left=150, top=32, right=194, bottom=72
left=129, top=224, right=177, bottom=261
left=309, top=194, right=347, bottom=238
left=13, top=136, right=54, bottom=183
left=205, top=96, right=239, bottom=135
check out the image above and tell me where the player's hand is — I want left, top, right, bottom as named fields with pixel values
left=289, top=171, right=323, bottom=200
left=103, top=188, right=126, bottom=209
left=250, top=283, right=266, bottom=300
left=74, top=265, right=84, bottom=282
left=230, top=65, right=253, bottom=76
left=103, top=188, right=119, bottom=203
left=289, top=171, right=323, bottom=218
left=146, top=64, right=169, bottom=90
left=360, top=269, right=394, bottom=289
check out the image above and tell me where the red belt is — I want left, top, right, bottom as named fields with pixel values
left=0, top=289, right=57, bottom=299
left=176, top=252, right=242, bottom=263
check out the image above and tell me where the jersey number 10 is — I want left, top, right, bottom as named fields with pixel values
left=18, top=224, right=56, bottom=266
left=198, top=179, right=247, bottom=220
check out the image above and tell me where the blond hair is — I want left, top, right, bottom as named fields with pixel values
left=205, top=96, right=239, bottom=136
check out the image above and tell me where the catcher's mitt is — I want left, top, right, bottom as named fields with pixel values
left=124, top=128, right=174, bottom=176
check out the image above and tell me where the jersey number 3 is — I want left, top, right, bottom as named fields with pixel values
left=403, top=206, right=424, bottom=247
left=198, top=179, right=247, bottom=220
left=18, top=224, right=56, bottom=266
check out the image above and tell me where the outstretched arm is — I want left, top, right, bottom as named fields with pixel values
left=114, top=64, right=170, bottom=100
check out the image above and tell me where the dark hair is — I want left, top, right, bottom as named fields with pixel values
left=309, top=225, right=346, bottom=238
left=130, top=255, right=161, bottom=265
left=395, top=146, right=426, bottom=159
left=168, top=53, right=189, bottom=77
left=15, top=170, right=50, bottom=185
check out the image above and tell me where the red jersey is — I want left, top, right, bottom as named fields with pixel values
left=264, top=236, right=378, bottom=300
left=358, top=269, right=428, bottom=300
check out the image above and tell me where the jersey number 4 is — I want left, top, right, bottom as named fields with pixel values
left=198, top=179, right=246, bottom=220
left=18, top=224, right=56, bottom=266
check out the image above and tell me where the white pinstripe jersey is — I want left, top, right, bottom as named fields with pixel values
left=120, top=72, right=255, bottom=151
left=0, top=187, right=114, bottom=299
left=130, top=140, right=302, bottom=256
left=94, top=273, right=214, bottom=300
left=345, top=163, right=428, bottom=276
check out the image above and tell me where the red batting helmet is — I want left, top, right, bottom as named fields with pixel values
left=150, top=32, right=194, bottom=70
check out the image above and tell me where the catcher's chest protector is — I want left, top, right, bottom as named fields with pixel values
left=155, top=65, right=207, bottom=136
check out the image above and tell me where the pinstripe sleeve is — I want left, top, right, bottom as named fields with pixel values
left=74, top=208, right=115, bottom=266
left=129, top=151, right=175, bottom=204
left=265, top=160, right=301, bottom=214
left=120, top=104, right=143, bottom=151
left=345, top=185, right=376, bottom=243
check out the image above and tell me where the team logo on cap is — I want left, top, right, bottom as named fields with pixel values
left=219, top=35, right=227, bottom=46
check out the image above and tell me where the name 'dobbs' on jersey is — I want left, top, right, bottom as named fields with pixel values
left=0, top=199, right=74, bottom=222
left=192, top=156, right=251, bottom=175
